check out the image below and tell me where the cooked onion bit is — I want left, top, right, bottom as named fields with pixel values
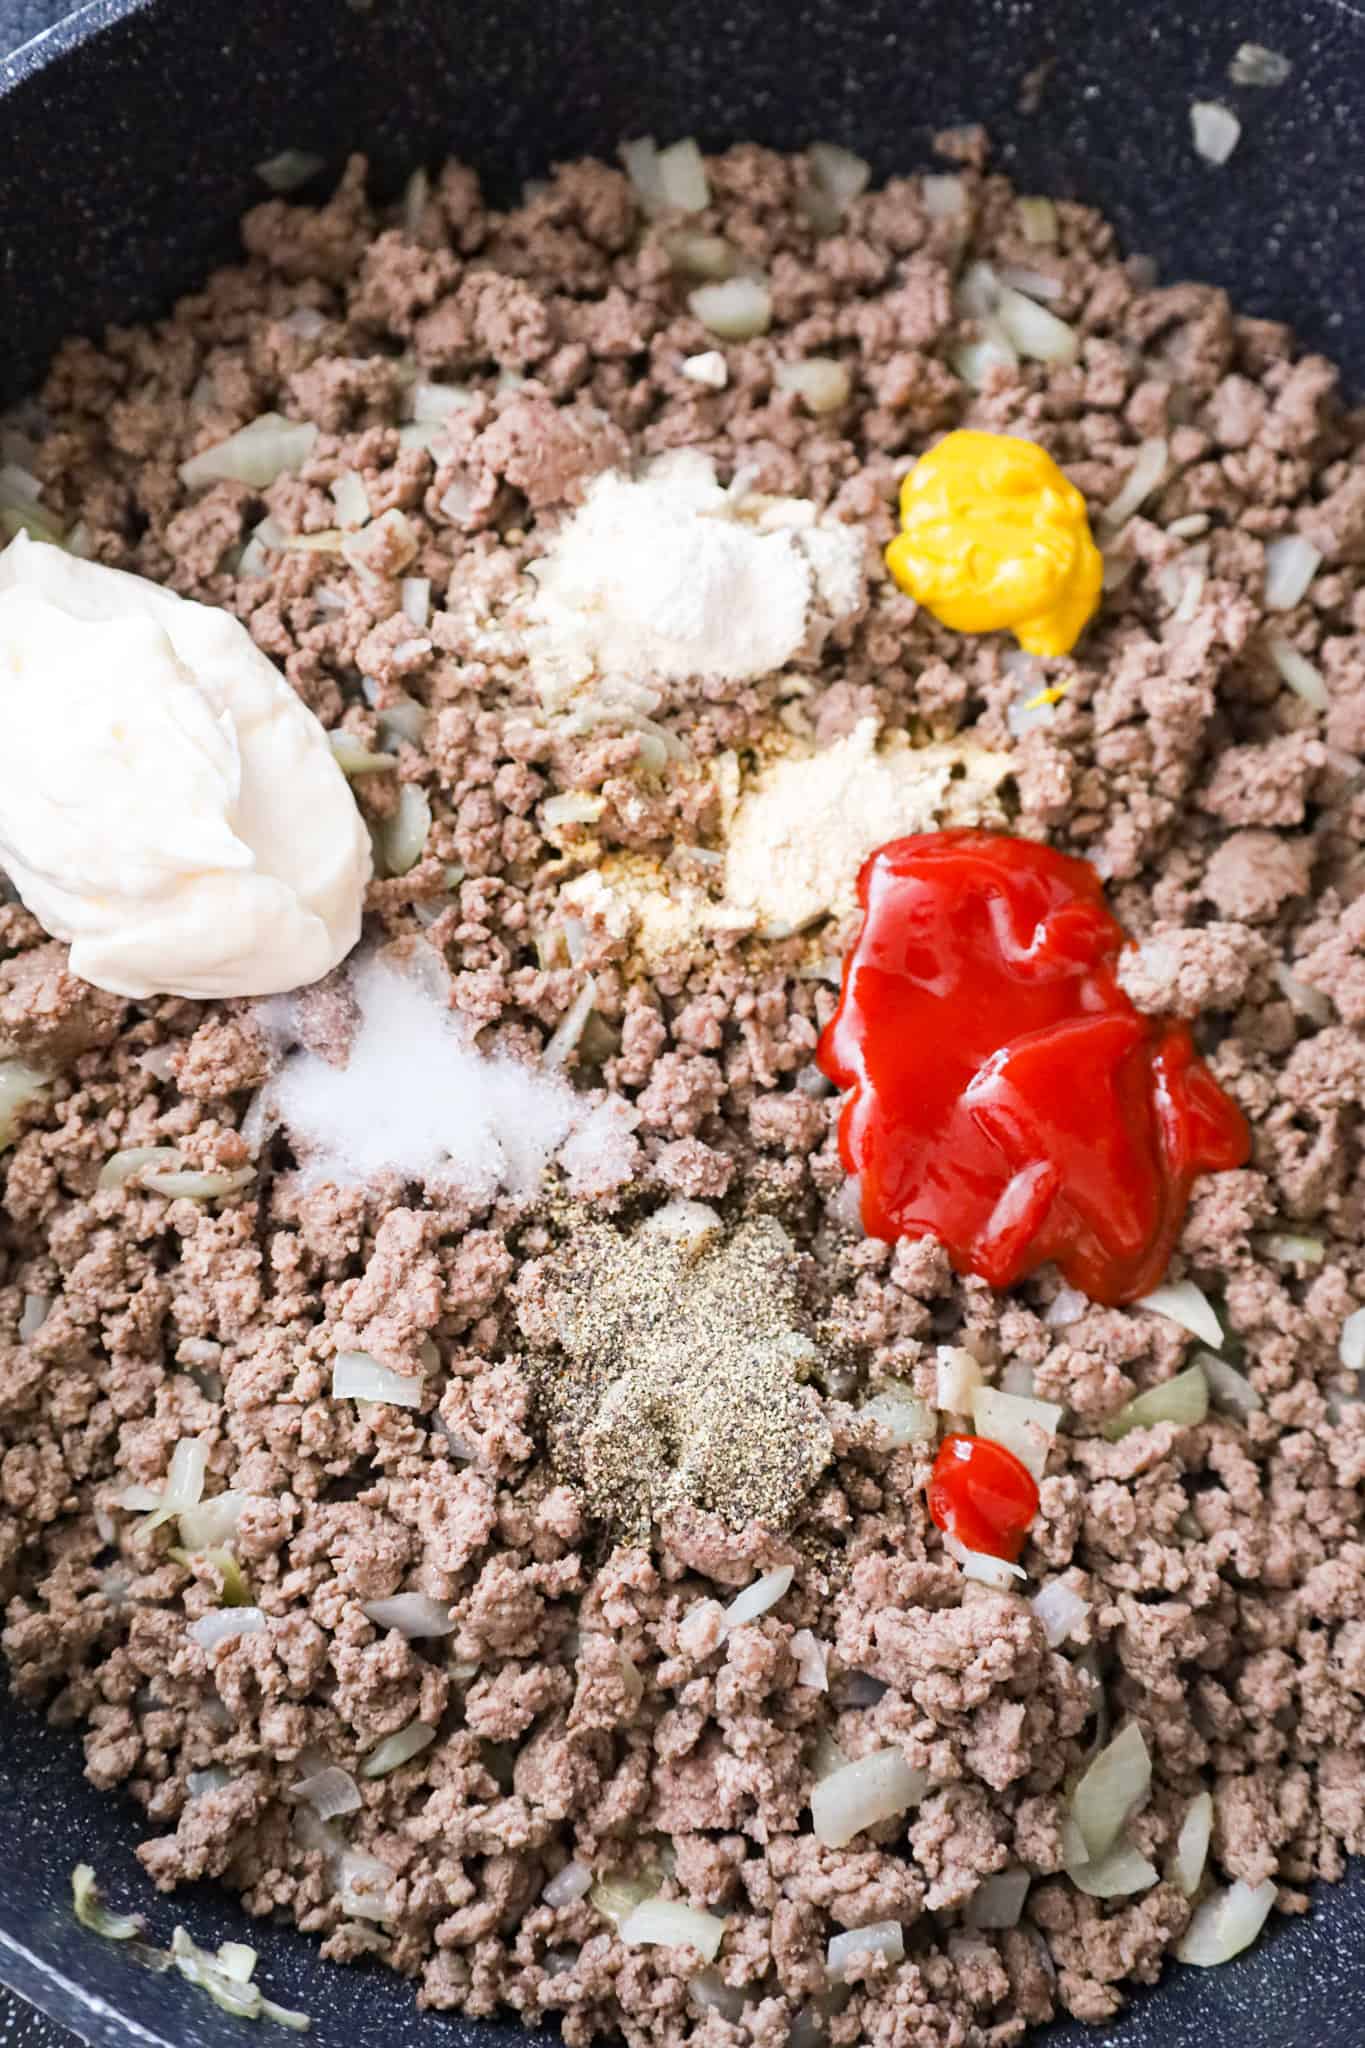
left=1070, top=1721, right=1152, bottom=1860
left=811, top=1749, right=927, bottom=1848
left=72, top=1864, right=143, bottom=1942
left=1170, top=1791, right=1213, bottom=1897
left=1176, top=1877, right=1277, bottom=1966
left=618, top=1898, right=725, bottom=1961
left=1102, top=1362, right=1209, bottom=1441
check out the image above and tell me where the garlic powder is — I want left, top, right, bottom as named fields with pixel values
left=725, top=717, right=1012, bottom=932
left=526, top=450, right=865, bottom=704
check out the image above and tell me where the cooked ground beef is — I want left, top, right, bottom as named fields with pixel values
left=2, top=134, right=1364, bottom=2048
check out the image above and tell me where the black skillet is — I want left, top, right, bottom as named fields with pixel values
left=1, top=1, right=1363, bottom=2043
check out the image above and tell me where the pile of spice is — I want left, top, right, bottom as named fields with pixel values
left=518, top=1204, right=832, bottom=1536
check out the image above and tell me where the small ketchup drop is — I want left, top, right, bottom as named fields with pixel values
left=928, top=1434, right=1039, bottom=1562
left=817, top=830, right=1249, bottom=1306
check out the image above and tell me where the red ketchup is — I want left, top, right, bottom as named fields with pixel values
left=928, top=1435, right=1039, bottom=1562
left=817, top=830, right=1249, bottom=1306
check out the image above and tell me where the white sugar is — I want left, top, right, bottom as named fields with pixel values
left=271, top=955, right=638, bottom=1199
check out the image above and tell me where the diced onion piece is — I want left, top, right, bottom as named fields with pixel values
left=543, top=980, right=596, bottom=1069
left=180, top=413, right=318, bottom=491
left=689, top=1970, right=745, bottom=2021
left=110, top=1483, right=163, bottom=1512
left=935, top=1345, right=982, bottom=1414
left=590, top=1874, right=658, bottom=1929
left=401, top=166, right=430, bottom=235
left=655, top=138, right=710, bottom=213
left=0, top=460, right=42, bottom=506
left=362, top=1593, right=456, bottom=1638
left=921, top=173, right=965, bottom=218
left=775, top=359, right=852, bottom=414
left=619, top=1898, right=724, bottom=1962
left=1068, top=1840, right=1160, bottom=1898
left=187, top=1767, right=232, bottom=1801
left=826, top=1920, right=904, bottom=1979
left=681, top=350, right=728, bottom=388
left=790, top=1629, right=829, bottom=1691
left=620, top=137, right=665, bottom=211
left=1273, top=963, right=1333, bottom=1026
left=361, top=1721, right=436, bottom=1778
left=1103, top=1362, right=1209, bottom=1442
left=1070, top=1721, right=1151, bottom=1861
left=971, top=1385, right=1063, bottom=1480
left=993, top=284, right=1078, bottom=365
left=543, top=791, right=606, bottom=830
left=178, top=1490, right=249, bottom=1551
left=98, top=1144, right=183, bottom=1190
left=72, top=1864, right=143, bottom=1941
left=1000, top=1361, right=1036, bottom=1398
left=1229, top=43, right=1292, bottom=87
left=952, top=330, right=1019, bottom=389
left=376, top=698, right=427, bottom=748
left=1171, top=1790, right=1213, bottom=1897
left=861, top=1384, right=936, bottom=1446
left=214, top=1942, right=257, bottom=1984
left=1190, top=101, right=1241, bottom=165
left=965, top=1869, right=1031, bottom=1931
left=19, top=1292, right=50, bottom=1341
left=1340, top=1306, right=1365, bottom=1375
left=0, top=1060, right=48, bottom=1150
left=810, top=1748, right=927, bottom=1848
left=329, top=731, right=394, bottom=777
left=400, top=577, right=431, bottom=628
left=1264, top=535, right=1322, bottom=611
left=1266, top=634, right=1329, bottom=710
left=379, top=784, right=431, bottom=877
left=256, top=149, right=325, bottom=191
left=1045, top=1286, right=1089, bottom=1328
left=1196, top=1349, right=1263, bottom=1420
left=1030, top=1578, right=1090, bottom=1648
left=943, top=1531, right=1026, bottom=1589
left=689, top=278, right=772, bottom=340
left=995, top=262, right=1065, bottom=302
left=330, top=471, right=370, bottom=529
left=1103, top=438, right=1169, bottom=529
left=143, top=1167, right=254, bottom=1201
left=663, top=230, right=736, bottom=279
left=410, top=380, right=476, bottom=423
left=338, top=1849, right=396, bottom=1922
left=144, top=1436, right=208, bottom=1531
left=1265, top=1232, right=1325, bottom=1265
left=723, top=1565, right=794, bottom=1632
left=188, top=1607, right=266, bottom=1650
left=809, top=142, right=871, bottom=206
left=289, top=1766, right=362, bottom=1821
left=332, top=1351, right=423, bottom=1408
left=1136, top=1279, right=1223, bottom=1348
left=1017, top=196, right=1058, bottom=244
left=1176, top=1877, right=1276, bottom=1966
left=543, top=1861, right=592, bottom=1908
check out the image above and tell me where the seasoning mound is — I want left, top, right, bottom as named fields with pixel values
left=519, top=1203, right=832, bottom=1535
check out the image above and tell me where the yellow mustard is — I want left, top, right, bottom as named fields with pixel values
left=885, top=429, right=1103, bottom=658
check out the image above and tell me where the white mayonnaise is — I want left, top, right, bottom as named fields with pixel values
left=0, top=532, right=370, bottom=999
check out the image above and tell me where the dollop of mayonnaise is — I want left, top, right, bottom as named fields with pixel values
left=0, top=534, right=370, bottom=999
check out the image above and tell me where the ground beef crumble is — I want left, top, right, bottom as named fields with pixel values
left=2, top=136, right=1364, bottom=2048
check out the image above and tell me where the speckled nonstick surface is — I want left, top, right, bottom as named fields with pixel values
left=1, top=2, right=1363, bottom=2044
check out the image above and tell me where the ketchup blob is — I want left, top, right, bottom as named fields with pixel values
left=817, top=830, right=1249, bottom=1305
left=927, top=1434, right=1039, bottom=1562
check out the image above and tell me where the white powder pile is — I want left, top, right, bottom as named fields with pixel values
left=526, top=450, right=864, bottom=702
left=270, top=955, right=638, bottom=1200
left=724, top=718, right=1013, bottom=933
